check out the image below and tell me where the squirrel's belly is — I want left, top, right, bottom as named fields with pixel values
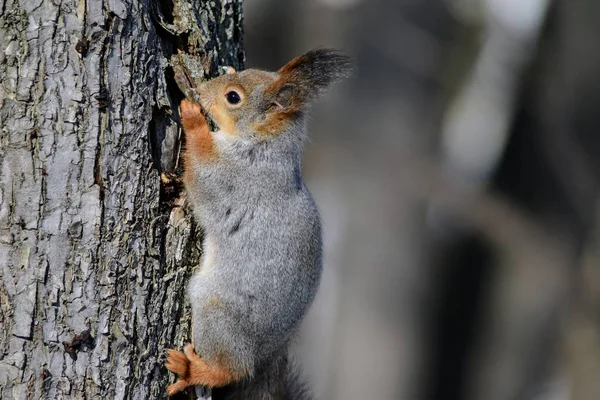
left=199, top=235, right=217, bottom=276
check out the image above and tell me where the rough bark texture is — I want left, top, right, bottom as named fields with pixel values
left=0, top=0, right=243, bottom=398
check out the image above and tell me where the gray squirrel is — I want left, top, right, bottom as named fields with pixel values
left=165, top=49, right=352, bottom=399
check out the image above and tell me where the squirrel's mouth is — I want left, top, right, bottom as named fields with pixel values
left=199, top=107, right=220, bottom=132
left=205, top=112, right=219, bottom=131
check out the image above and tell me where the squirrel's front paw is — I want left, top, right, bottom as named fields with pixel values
left=179, top=100, right=207, bottom=133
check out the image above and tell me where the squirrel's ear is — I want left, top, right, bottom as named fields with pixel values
left=269, top=85, right=296, bottom=111
left=265, top=48, right=353, bottom=111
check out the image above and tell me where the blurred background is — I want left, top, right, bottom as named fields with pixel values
left=243, top=1, right=600, bottom=399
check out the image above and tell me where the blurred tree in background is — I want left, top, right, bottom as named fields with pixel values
left=245, top=0, right=600, bottom=399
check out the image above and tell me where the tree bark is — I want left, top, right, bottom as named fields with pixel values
left=0, top=0, right=243, bottom=398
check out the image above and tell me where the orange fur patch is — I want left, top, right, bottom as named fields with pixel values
left=253, top=109, right=300, bottom=137
left=277, top=54, right=306, bottom=76
left=210, top=102, right=239, bottom=135
left=180, top=100, right=217, bottom=185
left=206, top=296, right=226, bottom=310
left=165, top=344, right=245, bottom=396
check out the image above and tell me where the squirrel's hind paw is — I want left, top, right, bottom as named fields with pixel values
left=165, top=348, right=193, bottom=396
left=166, top=380, right=190, bottom=396
left=165, top=344, right=240, bottom=392
left=166, top=349, right=189, bottom=377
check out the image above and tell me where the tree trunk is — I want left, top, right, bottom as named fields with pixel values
left=0, top=0, right=243, bottom=398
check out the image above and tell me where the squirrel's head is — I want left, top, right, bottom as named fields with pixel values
left=196, top=48, right=352, bottom=138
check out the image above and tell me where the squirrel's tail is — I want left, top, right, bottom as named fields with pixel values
left=212, top=353, right=312, bottom=400
left=284, top=358, right=312, bottom=400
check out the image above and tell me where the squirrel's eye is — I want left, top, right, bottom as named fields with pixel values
left=225, top=90, right=241, bottom=105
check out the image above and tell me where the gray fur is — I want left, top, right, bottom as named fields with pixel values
left=181, top=48, right=352, bottom=398
left=185, top=115, right=322, bottom=398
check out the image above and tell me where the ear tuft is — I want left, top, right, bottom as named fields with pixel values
left=279, top=48, right=353, bottom=89
left=265, top=48, right=353, bottom=110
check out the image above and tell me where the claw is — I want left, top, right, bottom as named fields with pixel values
left=166, top=379, right=190, bottom=396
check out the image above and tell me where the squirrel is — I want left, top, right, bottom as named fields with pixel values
left=165, top=48, right=352, bottom=399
